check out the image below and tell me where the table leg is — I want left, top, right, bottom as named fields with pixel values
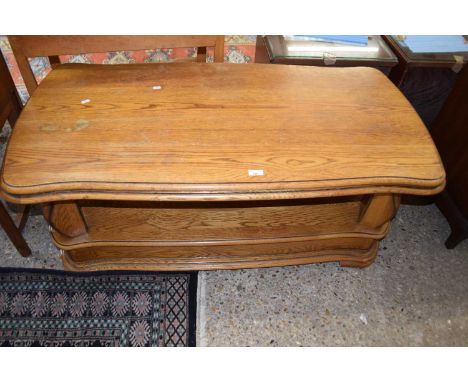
left=340, top=194, right=400, bottom=268
left=44, top=202, right=88, bottom=238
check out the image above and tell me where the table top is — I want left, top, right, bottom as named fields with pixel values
left=385, top=35, right=468, bottom=67
left=264, top=35, right=398, bottom=66
left=1, top=63, right=445, bottom=203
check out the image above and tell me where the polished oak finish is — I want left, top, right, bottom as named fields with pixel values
left=1, top=64, right=444, bottom=202
left=1, top=63, right=445, bottom=270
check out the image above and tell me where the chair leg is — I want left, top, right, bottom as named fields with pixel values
left=0, top=202, right=31, bottom=257
left=14, top=205, right=31, bottom=232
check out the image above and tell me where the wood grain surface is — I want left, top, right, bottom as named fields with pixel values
left=62, top=239, right=379, bottom=271
left=49, top=197, right=374, bottom=246
left=1, top=63, right=445, bottom=203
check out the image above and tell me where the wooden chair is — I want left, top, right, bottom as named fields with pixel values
left=8, top=35, right=225, bottom=95
left=0, top=51, right=31, bottom=257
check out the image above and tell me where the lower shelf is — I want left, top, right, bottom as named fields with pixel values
left=59, top=237, right=379, bottom=271
left=46, top=193, right=399, bottom=271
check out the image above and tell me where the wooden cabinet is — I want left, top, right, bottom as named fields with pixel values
left=431, top=66, right=468, bottom=248
left=384, top=35, right=468, bottom=129
left=0, top=63, right=445, bottom=271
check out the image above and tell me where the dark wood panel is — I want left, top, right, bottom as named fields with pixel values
left=398, top=67, right=458, bottom=129
left=0, top=50, right=22, bottom=129
left=432, top=66, right=468, bottom=248
left=0, top=52, right=30, bottom=257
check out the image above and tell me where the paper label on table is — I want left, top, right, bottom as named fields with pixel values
left=323, top=52, right=337, bottom=65
left=452, top=55, right=464, bottom=73
left=248, top=169, right=264, bottom=176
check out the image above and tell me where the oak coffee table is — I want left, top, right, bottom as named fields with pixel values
left=0, top=63, right=445, bottom=271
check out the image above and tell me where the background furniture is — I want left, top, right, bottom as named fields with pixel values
left=8, top=35, right=225, bottom=95
left=384, top=35, right=468, bottom=129
left=1, top=57, right=444, bottom=271
left=0, top=51, right=30, bottom=257
left=431, top=65, right=468, bottom=248
left=255, top=35, right=398, bottom=75
left=1, top=35, right=257, bottom=106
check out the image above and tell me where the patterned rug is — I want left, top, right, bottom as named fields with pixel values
left=0, top=268, right=197, bottom=347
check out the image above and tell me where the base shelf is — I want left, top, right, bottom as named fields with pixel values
left=45, top=194, right=398, bottom=271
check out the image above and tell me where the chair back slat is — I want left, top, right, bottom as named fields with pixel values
left=9, top=35, right=225, bottom=95
left=0, top=52, right=22, bottom=129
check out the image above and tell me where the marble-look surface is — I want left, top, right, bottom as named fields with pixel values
left=2, top=122, right=468, bottom=346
